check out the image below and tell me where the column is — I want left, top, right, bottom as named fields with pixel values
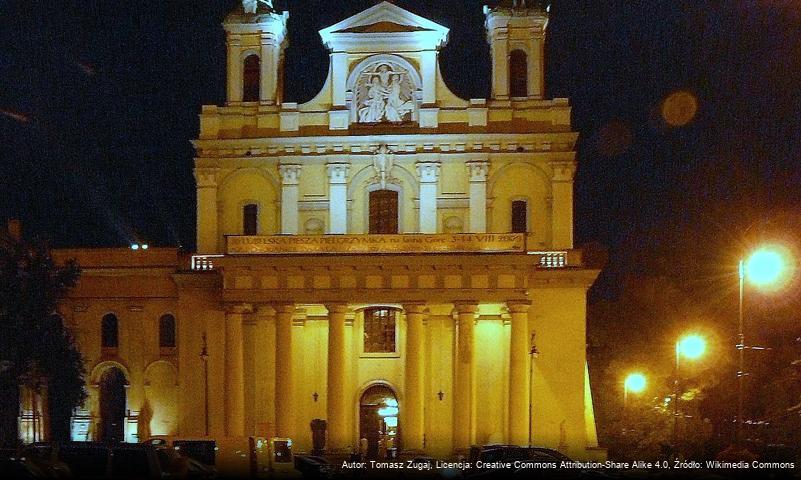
left=225, top=304, right=250, bottom=437
left=326, top=303, right=349, bottom=451
left=404, top=304, right=427, bottom=450
left=279, top=165, right=302, bottom=235
left=466, top=161, right=489, bottom=233
left=260, top=33, right=277, bottom=104
left=507, top=301, right=531, bottom=445
left=549, top=161, right=576, bottom=249
left=275, top=304, right=295, bottom=437
left=195, top=168, right=219, bottom=253
left=326, top=163, right=350, bottom=234
left=226, top=34, right=242, bottom=103
left=254, top=305, right=276, bottom=436
left=416, top=162, right=441, bottom=233
left=453, top=302, right=478, bottom=451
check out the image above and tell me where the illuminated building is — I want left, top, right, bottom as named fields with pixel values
left=50, top=1, right=603, bottom=459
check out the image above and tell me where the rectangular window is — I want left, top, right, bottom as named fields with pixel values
left=363, top=308, right=397, bottom=353
left=243, top=204, right=258, bottom=235
left=369, top=190, right=399, bottom=234
left=511, top=200, right=528, bottom=233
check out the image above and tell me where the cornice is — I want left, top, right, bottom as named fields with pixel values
left=192, top=132, right=579, bottom=157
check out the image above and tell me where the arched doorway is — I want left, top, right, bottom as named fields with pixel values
left=359, top=384, right=399, bottom=459
left=98, top=367, right=127, bottom=443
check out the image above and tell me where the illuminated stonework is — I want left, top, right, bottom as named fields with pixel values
left=50, top=1, right=604, bottom=462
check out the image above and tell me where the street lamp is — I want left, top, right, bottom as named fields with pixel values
left=623, top=372, right=647, bottom=408
left=200, top=333, right=210, bottom=437
left=673, top=334, right=706, bottom=458
left=736, top=246, right=792, bottom=448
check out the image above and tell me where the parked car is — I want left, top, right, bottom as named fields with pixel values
left=17, top=443, right=73, bottom=479
left=38, top=442, right=182, bottom=479
left=144, top=436, right=300, bottom=478
left=294, top=455, right=336, bottom=479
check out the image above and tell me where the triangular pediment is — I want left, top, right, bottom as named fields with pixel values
left=319, top=2, right=449, bottom=49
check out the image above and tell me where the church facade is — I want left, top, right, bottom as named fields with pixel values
left=46, top=1, right=604, bottom=460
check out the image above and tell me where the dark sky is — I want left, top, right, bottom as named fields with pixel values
left=2, top=0, right=801, bottom=291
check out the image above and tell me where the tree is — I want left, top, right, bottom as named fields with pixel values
left=0, top=236, right=82, bottom=446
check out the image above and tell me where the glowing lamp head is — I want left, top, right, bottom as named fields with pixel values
left=745, top=248, right=786, bottom=287
left=131, top=244, right=140, bottom=250
left=677, top=334, right=706, bottom=360
left=624, top=373, right=647, bottom=394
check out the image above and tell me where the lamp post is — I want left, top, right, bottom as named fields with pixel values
left=736, top=247, right=789, bottom=448
left=528, top=332, right=539, bottom=447
left=673, top=334, right=706, bottom=458
left=200, top=333, right=210, bottom=437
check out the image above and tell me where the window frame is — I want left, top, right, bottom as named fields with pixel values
left=368, top=189, right=400, bottom=234
left=509, top=49, right=528, bottom=99
left=242, top=53, right=261, bottom=102
left=158, top=314, right=177, bottom=351
left=243, top=203, right=259, bottom=235
left=101, top=313, right=119, bottom=350
left=511, top=199, right=529, bottom=233
left=360, top=307, right=400, bottom=358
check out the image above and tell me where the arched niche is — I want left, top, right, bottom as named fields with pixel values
left=218, top=168, right=279, bottom=238
left=348, top=164, right=418, bottom=234
left=488, top=162, right=551, bottom=246
left=346, top=54, right=423, bottom=125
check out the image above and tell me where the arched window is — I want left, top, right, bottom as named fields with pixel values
left=509, top=49, right=528, bottom=98
left=243, top=203, right=258, bottom=235
left=243, top=54, right=260, bottom=102
left=368, top=190, right=399, bottom=234
left=511, top=200, right=528, bottom=233
left=101, top=314, right=119, bottom=349
left=363, top=307, right=398, bottom=353
left=159, top=314, right=177, bottom=348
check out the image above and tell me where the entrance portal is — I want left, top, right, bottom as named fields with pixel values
left=359, top=384, right=399, bottom=459
left=98, top=367, right=127, bottom=443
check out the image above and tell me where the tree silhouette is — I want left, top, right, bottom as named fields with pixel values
left=0, top=234, right=83, bottom=446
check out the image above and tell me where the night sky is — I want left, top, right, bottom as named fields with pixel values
left=2, top=0, right=801, bottom=294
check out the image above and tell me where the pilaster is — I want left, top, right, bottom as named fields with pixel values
left=466, top=161, right=489, bottom=233
left=326, top=163, right=350, bottom=234
left=416, top=162, right=441, bottom=233
left=279, top=164, right=302, bottom=235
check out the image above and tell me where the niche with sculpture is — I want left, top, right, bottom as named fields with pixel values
left=352, top=58, right=419, bottom=124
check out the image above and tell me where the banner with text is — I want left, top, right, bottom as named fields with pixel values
left=227, top=233, right=526, bottom=255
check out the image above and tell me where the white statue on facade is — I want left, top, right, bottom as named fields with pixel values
left=242, top=0, right=272, bottom=14
left=372, top=144, right=394, bottom=189
left=356, top=63, right=415, bottom=123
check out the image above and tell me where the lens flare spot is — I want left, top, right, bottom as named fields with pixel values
left=661, top=90, right=698, bottom=127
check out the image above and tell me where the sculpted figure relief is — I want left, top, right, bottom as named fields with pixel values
left=242, top=0, right=273, bottom=14
left=356, top=63, right=415, bottom=123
